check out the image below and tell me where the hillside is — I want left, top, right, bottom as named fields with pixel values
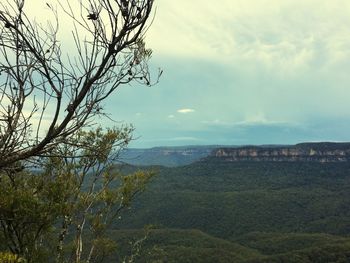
left=107, top=229, right=260, bottom=263
left=106, top=229, right=350, bottom=262
left=117, top=160, right=350, bottom=238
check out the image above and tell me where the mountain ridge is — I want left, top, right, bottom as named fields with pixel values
left=209, top=142, right=350, bottom=163
left=120, top=142, right=350, bottom=166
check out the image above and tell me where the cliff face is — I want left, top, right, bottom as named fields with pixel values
left=211, top=143, right=350, bottom=162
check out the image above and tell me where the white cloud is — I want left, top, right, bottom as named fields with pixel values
left=235, top=113, right=300, bottom=128
left=168, top=114, right=175, bottom=118
left=169, top=137, right=200, bottom=142
left=23, top=0, right=350, bottom=74
left=147, top=0, right=350, bottom=74
left=177, top=109, right=195, bottom=114
left=141, top=136, right=201, bottom=143
left=200, top=114, right=299, bottom=129
left=201, top=119, right=231, bottom=126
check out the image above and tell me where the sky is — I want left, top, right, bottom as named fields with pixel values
left=104, top=0, right=350, bottom=147
left=22, top=1, right=350, bottom=147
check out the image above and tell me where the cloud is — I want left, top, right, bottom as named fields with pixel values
left=168, top=115, right=175, bottom=118
left=168, top=137, right=200, bottom=142
left=235, top=112, right=288, bottom=127
left=201, top=119, right=232, bottom=126
left=201, top=115, right=298, bottom=129
left=147, top=0, right=350, bottom=74
left=177, top=109, right=195, bottom=114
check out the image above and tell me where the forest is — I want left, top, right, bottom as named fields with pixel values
left=105, top=158, right=350, bottom=262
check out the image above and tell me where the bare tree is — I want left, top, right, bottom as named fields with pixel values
left=0, top=0, right=160, bottom=169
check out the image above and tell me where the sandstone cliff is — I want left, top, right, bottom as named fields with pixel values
left=211, top=143, right=350, bottom=162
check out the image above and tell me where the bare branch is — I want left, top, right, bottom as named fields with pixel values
left=0, top=0, right=160, bottom=169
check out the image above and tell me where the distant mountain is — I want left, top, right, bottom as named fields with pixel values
left=119, top=145, right=222, bottom=167
left=119, top=142, right=350, bottom=166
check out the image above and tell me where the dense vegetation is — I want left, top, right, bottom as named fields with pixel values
left=111, top=159, right=350, bottom=262
left=3, top=152, right=350, bottom=262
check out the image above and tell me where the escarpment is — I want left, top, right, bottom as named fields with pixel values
left=210, top=142, right=350, bottom=162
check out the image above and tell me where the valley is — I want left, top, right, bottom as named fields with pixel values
left=111, top=143, right=350, bottom=262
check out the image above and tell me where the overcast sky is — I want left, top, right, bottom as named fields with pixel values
left=30, top=0, right=350, bottom=147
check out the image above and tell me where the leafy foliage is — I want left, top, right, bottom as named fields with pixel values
left=0, top=128, right=154, bottom=262
left=0, top=252, right=25, bottom=263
